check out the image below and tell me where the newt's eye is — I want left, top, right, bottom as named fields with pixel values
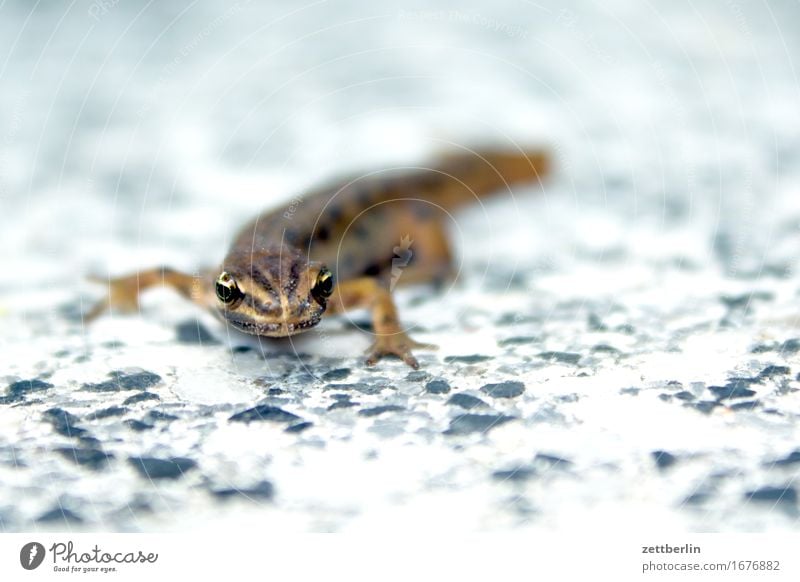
left=311, top=268, right=334, bottom=303
left=215, top=272, right=243, bottom=305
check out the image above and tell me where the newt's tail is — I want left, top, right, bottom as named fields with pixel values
left=431, top=147, right=551, bottom=209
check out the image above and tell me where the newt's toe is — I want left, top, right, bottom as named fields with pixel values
left=365, top=333, right=436, bottom=369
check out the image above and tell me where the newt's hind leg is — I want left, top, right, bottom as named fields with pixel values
left=327, top=277, right=436, bottom=369
left=85, top=267, right=211, bottom=322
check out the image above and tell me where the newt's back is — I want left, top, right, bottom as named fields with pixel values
left=232, top=148, right=550, bottom=282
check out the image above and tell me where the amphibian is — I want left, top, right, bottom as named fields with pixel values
left=88, top=148, right=550, bottom=368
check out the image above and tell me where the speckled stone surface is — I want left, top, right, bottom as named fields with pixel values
left=2, top=0, right=800, bottom=532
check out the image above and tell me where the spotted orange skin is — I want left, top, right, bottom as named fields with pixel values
left=88, top=148, right=550, bottom=366
left=218, top=149, right=550, bottom=338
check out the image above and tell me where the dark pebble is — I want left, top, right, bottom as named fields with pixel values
left=713, top=231, right=734, bottom=263
left=325, top=382, right=384, bottom=395
left=497, top=336, right=538, bottom=347
left=36, top=507, right=83, bottom=525
left=495, top=312, right=538, bottom=326
left=405, top=371, right=430, bottom=382
left=55, top=446, right=113, bottom=470
left=683, top=492, right=711, bottom=505
left=447, top=393, right=489, bottom=410
left=769, top=450, right=800, bottom=467
left=744, top=486, right=798, bottom=505
left=592, top=344, right=621, bottom=355
left=85, top=406, right=127, bottom=420
left=102, top=340, right=125, bottom=349
left=758, top=365, right=790, bottom=379
left=128, top=456, right=197, bottom=480
left=719, top=293, right=751, bottom=309
left=534, top=453, right=573, bottom=468
left=124, top=419, right=154, bottom=432
left=358, top=405, right=405, bottom=417
left=673, top=391, right=695, bottom=401
left=408, top=294, right=435, bottom=307
left=43, top=408, right=87, bottom=438
left=537, top=351, right=581, bottom=365
left=212, top=480, right=274, bottom=501
left=322, top=368, right=351, bottom=381
left=346, top=318, right=374, bottom=332
left=267, top=388, right=285, bottom=396
left=328, top=400, right=359, bottom=411
left=709, top=381, right=756, bottom=400
left=658, top=393, right=672, bottom=402
left=751, top=263, right=792, bottom=279
left=481, top=381, right=525, bottom=398
left=444, top=354, right=493, bottom=364
left=688, top=401, right=721, bottom=414
left=720, top=292, right=772, bottom=310
left=83, top=370, right=162, bottom=392
left=587, top=313, right=608, bottom=331
left=444, top=413, right=515, bottom=435
left=779, top=339, right=800, bottom=354
left=652, top=450, right=678, bottom=470
left=175, top=319, right=220, bottom=345
left=232, top=346, right=253, bottom=353
left=291, top=372, right=318, bottom=383
left=122, top=392, right=160, bottom=405
left=751, top=343, right=777, bottom=354
left=492, top=467, right=536, bottom=482
left=78, top=435, right=102, bottom=448
left=145, top=410, right=178, bottom=422
left=620, top=387, right=640, bottom=395
left=727, top=376, right=758, bottom=385
left=229, top=405, right=301, bottom=423
left=555, top=394, right=579, bottom=403
left=735, top=264, right=790, bottom=280
left=425, top=379, right=451, bottom=394
left=58, top=301, right=86, bottom=323
left=728, top=400, right=760, bottom=411
left=7, top=379, right=53, bottom=399
left=285, top=421, right=313, bottom=433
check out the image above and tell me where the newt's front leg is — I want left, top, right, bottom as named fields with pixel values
left=85, top=267, right=210, bottom=322
left=327, top=277, right=436, bottom=369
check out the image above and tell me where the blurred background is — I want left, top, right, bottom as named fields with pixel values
left=2, top=0, right=799, bottom=281
left=2, top=0, right=800, bottom=532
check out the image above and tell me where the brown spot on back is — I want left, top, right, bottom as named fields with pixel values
left=363, top=262, right=383, bottom=277
left=316, top=225, right=330, bottom=241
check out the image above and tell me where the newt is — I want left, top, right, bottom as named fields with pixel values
left=87, top=148, right=550, bottom=368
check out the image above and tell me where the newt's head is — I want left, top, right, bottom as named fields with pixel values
left=214, top=247, right=334, bottom=337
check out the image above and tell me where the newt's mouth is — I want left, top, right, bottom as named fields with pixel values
left=222, top=312, right=323, bottom=338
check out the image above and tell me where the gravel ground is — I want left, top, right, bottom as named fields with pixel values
left=2, top=0, right=800, bottom=532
